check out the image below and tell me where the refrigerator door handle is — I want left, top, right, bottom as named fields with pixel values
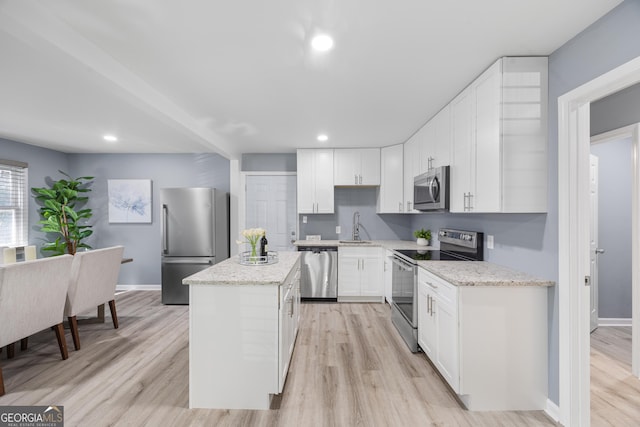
left=162, top=258, right=214, bottom=265
left=162, top=204, right=169, bottom=254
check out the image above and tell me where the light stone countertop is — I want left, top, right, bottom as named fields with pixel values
left=294, top=239, right=435, bottom=251
left=418, top=261, right=555, bottom=287
left=182, top=251, right=301, bottom=286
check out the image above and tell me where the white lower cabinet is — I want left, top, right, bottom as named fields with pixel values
left=417, top=267, right=548, bottom=411
left=383, top=249, right=393, bottom=304
left=278, top=265, right=300, bottom=392
left=337, top=247, right=384, bottom=302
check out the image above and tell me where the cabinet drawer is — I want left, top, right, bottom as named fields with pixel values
left=418, top=268, right=457, bottom=307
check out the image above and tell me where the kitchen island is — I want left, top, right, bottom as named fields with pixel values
left=182, top=251, right=301, bottom=410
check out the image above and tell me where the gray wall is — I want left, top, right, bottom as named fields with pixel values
left=299, top=188, right=412, bottom=241
left=591, top=82, right=640, bottom=136
left=1, top=138, right=70, bottom=250
left=591, top=138, right=633, bottom=318
left=544, top=0, right=640, bottom=403
left=241, top=153, right=296, bottom=172
left=68, top=153, right=230, bottom=285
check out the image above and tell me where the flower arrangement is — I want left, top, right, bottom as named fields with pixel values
left=237, top=228, right=266, bottom=258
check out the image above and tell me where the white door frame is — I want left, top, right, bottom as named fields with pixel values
left=238, top=171, right=298, bottom=249
left=558, top=55, right=640, bottom=426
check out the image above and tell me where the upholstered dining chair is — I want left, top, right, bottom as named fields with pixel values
left=0, top=254, right=74, bottom=396
left=65, top=246, right=125, bottom=350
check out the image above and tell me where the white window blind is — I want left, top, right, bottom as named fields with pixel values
left=0, top=159, right=28, bottom=247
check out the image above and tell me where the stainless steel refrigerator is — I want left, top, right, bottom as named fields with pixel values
left=161, top=188, right=229, bottom=304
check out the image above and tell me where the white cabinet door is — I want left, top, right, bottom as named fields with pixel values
left=418, top=120, right=435, bottom=174
left=417, top=279, right=436, bottom=359
left=338, top=247, right=383, bottom=300
left=435, top=290, right=459, bottom=393
left=296, top=149, right=334, bottom=214
left=403, top=136, right=420, bottom=213
left=334, top=148, right=380, bottom=186
left=378, top=144, right=404, bottom=213
left=384, top=250, right=393, bottom=303
left=334, top=149, right=361, bottom=185
left=314, top=149, right=335, bottom=213
left=433, top=105, right=451, bottom=169
left=297, top=149, right=315, bottom=213
left=450, top=87, right=474, bottom=212
left=359, top=148, right=381, bottom=185
left=337, top=251, right=361, bottom=297
left=360, top=253, right=383, bottom=297
left=473, top=61, right=502, bottom=212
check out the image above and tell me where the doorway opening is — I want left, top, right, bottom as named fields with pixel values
left=559, top=55, right=640, bottom=426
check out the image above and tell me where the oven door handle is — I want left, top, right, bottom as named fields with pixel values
left=391, top=256, right=415, bottom=272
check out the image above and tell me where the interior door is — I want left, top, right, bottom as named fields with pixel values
left=246, top=175, right=297, bottom=251
left=590, top=154, right=600, bottom=332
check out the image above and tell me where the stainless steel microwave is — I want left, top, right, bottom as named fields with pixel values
left=414, top=166, right=449, bottom=211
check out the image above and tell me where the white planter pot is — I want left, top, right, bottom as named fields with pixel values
left=416, top=238, right=429, bottom=246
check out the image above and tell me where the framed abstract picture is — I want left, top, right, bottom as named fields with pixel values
left=108, top=179, right=152, bottom=223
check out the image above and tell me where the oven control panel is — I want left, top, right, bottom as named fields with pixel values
left=438, top=228, right=482, bottom=249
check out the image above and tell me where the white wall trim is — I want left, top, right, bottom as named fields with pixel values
left=116, top=284, right=161, bottom=291
left=545, top=399, right=561, bottom=423
left=598, top=318, right=632, bottom=326
left=591, top=124, right=636, bottom=145
left=558, top=54, right=640, bottom=426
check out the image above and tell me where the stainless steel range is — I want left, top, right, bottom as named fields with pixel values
left=391, top=228, right=484, bottom=352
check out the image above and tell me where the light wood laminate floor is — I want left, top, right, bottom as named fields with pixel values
left=591, top=326, right=640, bottom=426
left=2, top=291, right=560, bottom=426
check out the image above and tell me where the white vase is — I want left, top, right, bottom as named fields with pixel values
left=416, top=238, right=429, bottom=246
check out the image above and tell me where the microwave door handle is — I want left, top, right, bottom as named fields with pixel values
left=429, top=176, right=440, bottom=202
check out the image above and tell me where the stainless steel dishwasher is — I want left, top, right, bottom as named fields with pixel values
left=297, top=246, right=338, bottom=301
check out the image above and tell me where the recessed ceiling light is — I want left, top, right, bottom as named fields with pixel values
left=311, top=34, right=334, bottom=52
left=103, top=134, right=118, bottom=142
left=317, top=134, right=329, bottom=142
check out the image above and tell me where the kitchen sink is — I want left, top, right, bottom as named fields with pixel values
left=338, top=240, right=371, bottom=244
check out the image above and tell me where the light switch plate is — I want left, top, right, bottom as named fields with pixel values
left=302, top=216, right=307, bottom=224
left=336, top=226, right=341, bottom=234
left=487, top=235, right=494, bottom=249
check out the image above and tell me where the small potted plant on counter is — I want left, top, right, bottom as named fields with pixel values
left=414, top=228, right=432, bottom=246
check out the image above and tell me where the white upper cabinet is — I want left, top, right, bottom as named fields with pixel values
left=377, top=144, right=404, bottom=213
left=417, top=110, right=448, bottom=174
left=334, top=148, right=381, bottom=186
left=403, top=136, right=420, bottom=213
left=296, top=149, right=334, bottom=214
left=450, top=56, right=548, bottom=213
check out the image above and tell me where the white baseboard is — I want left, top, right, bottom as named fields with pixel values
left=545, top=399, right=560, bottom=423
left=599, top=317, right=632, bottom=326
left=116, top=284, right=161, bottom=291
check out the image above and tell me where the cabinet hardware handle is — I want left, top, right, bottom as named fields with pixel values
left=359, top=175, right=362, bottom=185
left=426, top=281, right=438, bottom=289
left=355, top=174, right=358, bottom=185
left=468, top=193, right=474, bottom=211
left=407, top=201, right=412, bottom=211
left=427, top=295, right=431, bottom=315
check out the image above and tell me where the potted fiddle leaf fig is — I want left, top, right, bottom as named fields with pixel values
left=32, top=171, right=94, bottom=255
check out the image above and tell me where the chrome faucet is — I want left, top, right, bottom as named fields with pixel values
left=352, top=211, right=361, bottom=241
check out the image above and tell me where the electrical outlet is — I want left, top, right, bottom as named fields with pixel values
left=336, top=225, right=341, bottom=234
left=487, top=235, right=494, bottom=249
left=302, top=216, right=307, bottom=224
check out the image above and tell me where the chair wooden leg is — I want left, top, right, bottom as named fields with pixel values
left=6, top=343, right=15, bottom=359
left=52, top=323, right=68, bottom=360
left=108, top=300, right=119, bottom=329
left=68, top=316, right=80, bottom=351
left=0, top=362, right=5, bottom=397
left=20, top=337, right=28, bottom=351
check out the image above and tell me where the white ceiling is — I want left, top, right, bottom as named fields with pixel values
left=0, top=0, right=622, bottom=159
